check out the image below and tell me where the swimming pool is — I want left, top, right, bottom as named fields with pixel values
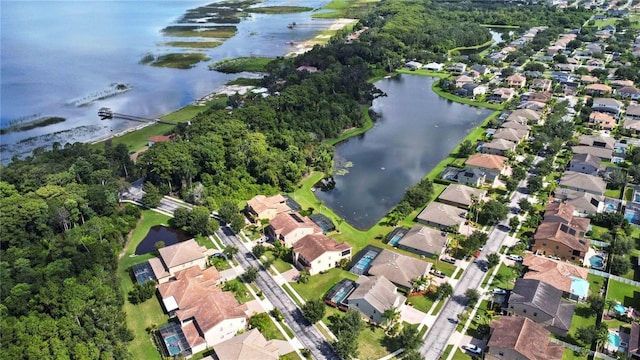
left=605, top=203, right=616, bottom=212
left=614, top=304, right=627, bottom=314
left=165, top=335, right=181, bottom=356
left=589, top=255, right=605, bottom=269
left=389, top=233, right=405, bottom=246
left=351, top=250, right=378, bottom=275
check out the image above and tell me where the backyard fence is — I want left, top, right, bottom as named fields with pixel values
left=549, top=339, right=616, bottom=360
left=588, top=269, right=640, bottom=287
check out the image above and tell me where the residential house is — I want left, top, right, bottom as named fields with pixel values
left=518, top=101, right=546, bottom=111
left=577, top=134, right=615, bottom=149
left=629, top=323, right=640, bottom=359
left=616, top=86, right=640, bottom=100
left=586, top=43, right=603, bottom=55
left=246, top=194, right=291, bottom=221
left=559, top=171, right=606, bottom=196
left=531, top=79, right=553, bottom=92
left=527, top=91, right=553, bottom=103
left=148, top=239, right=214, bottom=284
left=571, top=146, right=613, bottom=161
left=489, top=88, right=516, bottom=103
left=585, top=84, right=612, bottom=96
left=465, top=153, right=509, bottom=182
left=395, top=225, right=448, bottom=258
left=148, top=135, right=173, bottom=147
left=532, top=221, right=590, bottom=263
left=347, top=275, right=406, bottom=323
left=485, top=317, right=564, bottom=360
left=553, top=188, right=604, bottom=215
left=158, top=266, right=248, bottom=353
left=456, top=168, right=487, bottom=187
left=588, top=112, right=616, bottom=130
left=611, top=79, right=634, bottom=88
left=423, top=62, right=444, bottom=71
left=580, top=75, right=600, bottom=84
left=568, top=153, right=602, bottom=175
left=507, top=109, right=542, bottom=124
left=482, top=138, right=518, bottom=156
left=449, top=63, right=467, bottom=73
left=507, top=74, right=527, bottom=88
left=627, top=104, right=640, bottom=120
left=416, top=202, right=467, bottom=231
left=367, top=249, right=432, bottom=291
left=586, top=58, right=605, bottom=68
left=501, top=120, right=531, bottom=132
left=522, top=254, right=590, bottom=301
left=296, top=66, right=318, bottom=73
left=404, top=61, right=422, bottom=70
left=438, top=184, right=487, bottom=209
left=624, top=119, right=640, bottom=134
left=291, top=234, right=351, bottom=275
left=543, top=202, right=590, bottom=236
left=455, top=75, right=475, bottom=88
left=470, top=65, right=490, bottom=76
left=592, top=97, right=624, bottom=116
left=268, top=212, right=322, bottom=247
left=493, top=127, right=528, bottom=143
left=211, top=329, right=280, bottom=360
left=505, top=278, right=575, bottom=336
left=554, top=63, right=575, bottom=72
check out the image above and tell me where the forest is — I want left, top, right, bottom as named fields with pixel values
left=0, top=0, right=594, bottom=358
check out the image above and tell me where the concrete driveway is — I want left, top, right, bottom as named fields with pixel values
left=401, top=304, right=427, bottom=324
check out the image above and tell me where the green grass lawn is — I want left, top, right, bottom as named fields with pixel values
left=289, top=268, right=358, bottom=301
left=603, top=318, right=633, bottom=333
left=607, top=279, right=640, bottom=309
left=563, top=348, right=587, bottom=360
left=489, top=263, right=519, bottom=290
left=164, top=41, right=222, bottom=49
left=150, top=53, right=210, bottom=69
left=312, top=0, right=379, bottom=18
left=280, top=351, right=304, bottom=360
left=588, top=225, right=610, bottom=240
left=259, top=315, right=287, bottom=341
left=246, top=6, right=312, bottom=14
left=604, top=187, right=622, bottom=199
left=92, top=123, right=176, bottom=153
left=222, top=278, right=253, bottom=304
left=357, top=324, right=391, bottom=360
left=119, top=210, right=172, bottom=360
left=588, top=273, right=605, bottom=295
left=564, top=304, right=597, bottom=346
left=210, top=57, right=273, bottom=73
left=406, top=294, right=435, bottom=313
left=464, top=300, right=491, bottom=339
left=263, top=250, right=293, bottom=273
left=452, top=348, right=473, bottom=359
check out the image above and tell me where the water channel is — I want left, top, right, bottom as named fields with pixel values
left=314, top=75, right=493, bottom=230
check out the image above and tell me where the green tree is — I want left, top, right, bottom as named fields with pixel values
left=243, top=266, right=259, bottom=283
left=173, top=207, right=191, bottom=228
left=458, top=140, right=475, bottom=157
left=586, top=295, right=605, bottom=315
left=435, top=283, right=453, bottom=300
left=219, top=200, right=245, bottom=232
left=402, top=350, right=424, bottom=360
left=382, top=307, right=401, bottom=331
left=187, top=206, right=212, bottom=236
left=223, top=245, right=239, bottom=259
left=252, top=244, right=266, bottom=258
left=460, top=231, right=488, bottom=257
left=487, top=253, right=500, bottom=268
left=478, top=200, right=508, bottom=225
left=509, top=216, right=520, bottom=231
left=610, top=255, right=631, bottom=276
left=141, top=182, right=162, bottom=208
left=527, top=176, right=543, bottom=194
left=302, top=299, right=326, bottom=324
left=464, top=288, right=480, bottom=306
left=518, top=198, right=532, bottom=212
left=607, top=170, right=627, bottom=190
left=248, top=312, right=271, bottom=332
left=397, top=325, right=422, bottom=352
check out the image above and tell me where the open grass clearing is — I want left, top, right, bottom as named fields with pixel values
left=312, top=0, right=379, bottom=18
left=210, top=57, right=272, bottom=73
left=290, top=268, right=358, bottom=301
left=150, top=53, right=210, bottom=69
left=162, top=25, right=237, bottom=38
left=263, top=250, right=293, bottom=273
left=562, top=304, right=597, bottom=346
left=406, top=294, right=435, bottom=313
left=587, top=273, right=606, bottom=295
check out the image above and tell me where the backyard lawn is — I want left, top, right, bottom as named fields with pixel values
left=289, top=268, right=358, bottom=301
left=587, top=273, right=605, bottom=295
left=607, top=279, right=640, bottom=309
left=564, top=304, right=597, bottom=346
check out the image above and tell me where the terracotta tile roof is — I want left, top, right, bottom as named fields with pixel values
left=630, top=323, right=640, bottom=356
left=559, top=171, right=607, bottom=195
left=269, top=212, right=322, bottom=238
left=438, top=184, right=486, bottom=208
left=611, top=79, right=634, bottom=87
left=581, top=75, right=600, bottom=83
left=368, top=249, right=431, bottom=289
left=292, top=234, right=351, bottom=262
left=589, top=112, right=616, bottom=126
left=523, top=254, right=589, bottom=293
left=507, top=109, right=541, bottom=122
left=149, top=257, right=170, bottom=279
left=348, top=275, right=406, bottom=314
left=158, top=266, right=247, bottom=335
left=398, top=225, right=448, bottom=255
left=507, top=74, right=527, bottom=82
left=533, top=221, right=590, bottom=253
left=484, top=138, right=517, bottom=151
left=465, top=153, right=507, bottom=171
left=213, top=329, right=279, bottom=360
left=182, top=321, right=206, bottom=348
left=488, top=317, right=564, bottom=360
left=246, top=194, right=290, bottom=217
left=158, top=239, right=209, bottom=269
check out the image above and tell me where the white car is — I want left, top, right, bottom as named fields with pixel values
left=507, top=254, right=523, bottom=262
left=492, top=288, right=507, bottom=295
left=463, top=344, right=482, bottom=355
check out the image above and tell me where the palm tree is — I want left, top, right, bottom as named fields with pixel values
left=605, top=298, right=617, bottom=317
left=382, top=307, right=401, bottom=331
left=223, top=245, right=239, bottom=260
left=594, top=323, right=609, bottom=352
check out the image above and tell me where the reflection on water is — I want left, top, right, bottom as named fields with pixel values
left=314, top=75, right=493, bottom=230
left=135, top=225, right=190, bottom=255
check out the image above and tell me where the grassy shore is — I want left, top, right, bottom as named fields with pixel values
left=150, top=53, right=210, bottom=69
left=164, top=41, right=222, bottom=49
left=247, top=6, right=312, bottom=14
left=312, top=0, right=379, bottom=18
left=161, top=25, right=237, bottom=38
left=448, top=38, right=494, bottom=55
left=210, top=57, right=273, bottom=73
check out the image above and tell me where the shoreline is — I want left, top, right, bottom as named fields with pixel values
left=286, top=18, right=358, bottom=57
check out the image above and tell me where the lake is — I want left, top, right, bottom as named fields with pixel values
left=0, top=0, right=335, bottom=163
left=314, top=75, right=493, bottom=230
left=135, top=225, right=190, bottom=255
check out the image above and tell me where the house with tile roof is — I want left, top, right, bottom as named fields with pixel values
left=268, top=212, right=323, bottom=247
left=367, top=249, right=432, bottom=291
left=505, top=279, right=575, bottom=336
left=627, top=104, right=640, bottom=120
left=617, top=86, right=640, bottom=100
left=292, top=234, right=351, bottom=275
left=624, top=119, right=640, bottom=134
left=522, top=254, right=589, bottom=301
left=416, top=202, right=467, bottom=231
left=531, top=79, right=553, bottom=92
left=629, top=322, right=640, bottom=359
left=571, top=146, right=613, bottom=161
left=543, top=202, right=591, bottom=235
left=532, top=221, right=590, bottom=263
left=569, top=153, right=602, bottom=176
left=489, top=88, right=515, bottom=103
left=500, top=120, right=531, bottom=132
left=347, top=275, right=406, bottom=324
left=438, top=184, right=487, bottom=209
left=585, top=83, right=612, bottom=95
left=553, top=188, right=604, bottom=215
left=396, top=225, right=448, bottom=258
left=507, top=109, right=542, bottom=124
left=486, top=317, right=564, bottom=360
left=482, top=138, right=518, bottom=156
left=211, top=329, right=280, bottom=360
left=465, top=153, right=509, bottom=182
left=578, top=134, right=616, bottom=149
left=148, top=239, right=214, bottom=284
left=592, top=97, right=624, bottom=116
left=246, top=194, right=291, bottom=221
left=559, top=171, right=607, bottom=196
left=588, top=112, right=616, bottom=131
left=158, top=266, right=248, bottom=353
left=507, top=74, right=527, bottom=88
left=455, top=75, right=475, bottom=88
left=493, top=127, right=529, bottom=143
left=456, top=168, right=487, bottom=187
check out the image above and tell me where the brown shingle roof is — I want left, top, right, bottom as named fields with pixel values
left=507, top=109, right=541, bottom=122
left=398, top=225, right=448, bottom=255
left=544, top=202, right=591, bottom=233
left=501, top=120, right=531, bottom=131
left=488, top=317, right=564, bottom=360
left=493, top=128, right=528, bottom=142
left=438, top=184, right=486, bottom=208
left=158, top=239, right=208, bottom=269
left=465, top=153, right=507, bottom=171
left=270, top=212, right=322, bottom=238
left=571, top=146, right=613, bottom=160
left=368, top=249, right=432, bottom=289
left=292, top=234, right=351, bottom=262
left=158, top=266, right=247, bottom=335
left=586, top=83, right=612, bottom=92
left=508, top=279, right=575, bottom=333
left=213, top=329, right=279, bottom=360
left=533, top=222, right=590, bottom=253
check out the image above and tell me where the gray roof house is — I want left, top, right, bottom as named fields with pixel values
left=492, top=127, right=529, bottom=143
left=627, top=104, right=640, bottom=120
left=571, top=146, right=613, bottom=161
left=507, top=109, right=542, bottom=124
left=559, top=171, right=607, bottom=196
left=592, top=97, right=624, bottom=116
left=505, top=279, right=575, bottom=337
left=416, top=202, right=467, bottom=231
left=347, top=275, right=406, bottom=324
left=568, top=153, right=602, bottom=175
left=482, top=138, right=517, bottom=156
left=396, top=225, right=448, bottom=258
left=500, top=120, right=531, bottom=132
left=577, top=134, right=615, bottom=149
left=624, top=119, right=640, bottom=134
left=554, top=188, right=604, bottom=215
left=367, top=249, right=432, bottom=290
left=438, top=184, right=487, bottom=209
left=456, top=168, right=487, bottom=187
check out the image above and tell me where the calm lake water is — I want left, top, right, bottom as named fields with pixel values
left=135, top=225, right=190, bottom=255
left=314, top=75, right=493, bottom=230
left=0, top=0, right=334, bottom=162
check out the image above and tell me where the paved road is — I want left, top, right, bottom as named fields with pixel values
left=120, top=178, right=194, bottom=214
left=216, top=226, right=339, bottom=360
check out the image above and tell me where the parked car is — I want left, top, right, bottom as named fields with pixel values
left=480, top=264, right=489, bottom=272
left=507, top=254, right=523, bottom=262
left=441, top=257, right=456, bottom=264
left=430, top=269, right=446, bottom=278
left=492, top=288, right=507, bottom=295
left=448, top=317, right=459, bottom=324
left=463, top=344, right=482, bottom=355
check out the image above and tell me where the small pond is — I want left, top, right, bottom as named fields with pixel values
left=135, top=225, right=190, bottom=255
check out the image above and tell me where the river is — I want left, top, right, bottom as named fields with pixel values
left=314, top=75, right=493, bottom=230
left=0, top=0, right=336, bottom=163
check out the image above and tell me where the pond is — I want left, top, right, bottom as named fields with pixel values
left=135, top=225, right=190, bottom=255
left=314, top=75, right=493, bottom=230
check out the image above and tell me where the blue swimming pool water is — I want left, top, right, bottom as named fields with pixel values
left=635, top=193, right=640, bottom=203
left=625, top=209, right=638, bottom=224
left=609, top=332, right=621, bottom=347
left=351, top=250, right=378, bottom=275
left=614, top=304, right=627, bottom=314
left=334, top=287, right=350, bottom=303
left=389, top=233, right=404, bottom=246
left=589, top=255, right=604, bottom=269
left=165, top=335, right=181, bottom=356
left=605, top=203, right=616, bottom=212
